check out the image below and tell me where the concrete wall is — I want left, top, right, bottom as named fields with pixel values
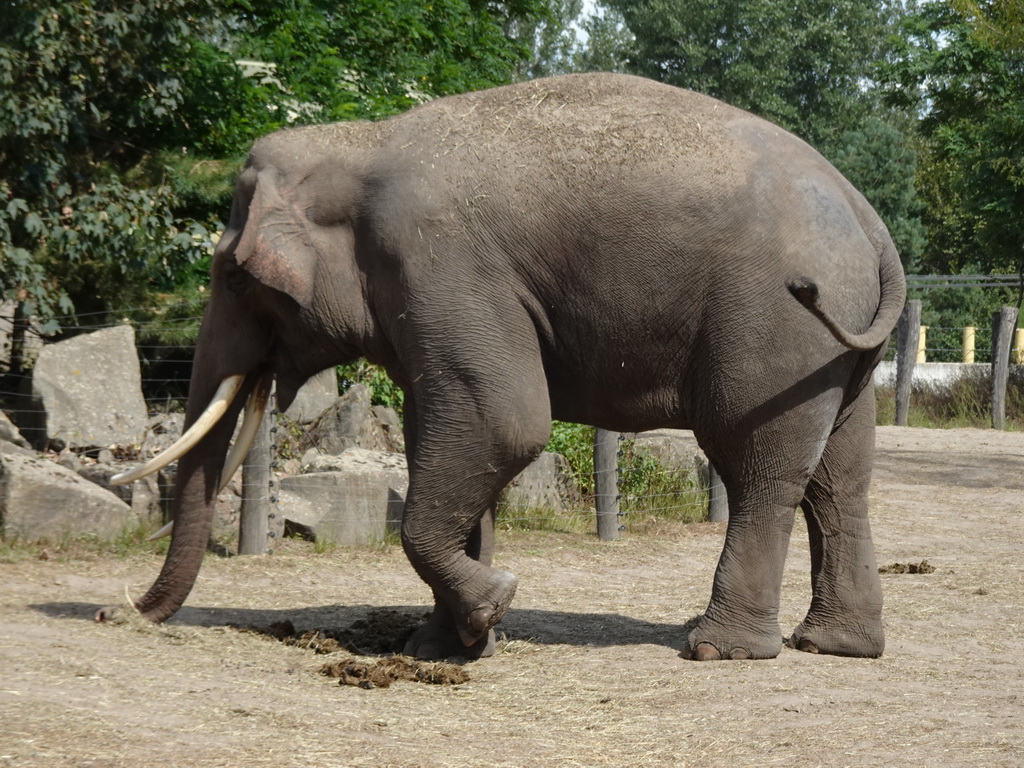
left=874, top=361, right=1024, bottom=389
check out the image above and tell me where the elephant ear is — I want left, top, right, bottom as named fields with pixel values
left=233, top=168, right=317, bottom=307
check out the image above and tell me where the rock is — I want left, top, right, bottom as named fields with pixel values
left=139, top=413, right=186, bottom=458
left=279, top=448, right=408, bottom=545
left=304, top=384, right=403, bottom=454
left=18, top=325, right=148, bottom=451
left=630, top=429, right=708, bottom=475
left=504, top=451, right=581, bottom=512
left=0, top=410, right=30, bottom=449
left=284, top=368, right=339, bottom=424
left=77, top=464, right=161, bottom=523
left=0, top=453, right=135, bottom=541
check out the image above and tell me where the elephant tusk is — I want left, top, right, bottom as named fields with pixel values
left=110, top=374, right=246, bottom=486
left=147, top=520, right=174, bottom=541
left=217, top=382, right=270, bottom=493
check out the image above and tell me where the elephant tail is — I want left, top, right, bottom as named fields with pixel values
left=788, top=244, right=906, bottom=352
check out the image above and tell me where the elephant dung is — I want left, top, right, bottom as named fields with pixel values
left=279, top=448, right=408, bottom=545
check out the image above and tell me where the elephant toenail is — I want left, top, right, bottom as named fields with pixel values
left=692, top=643, right=722, bottom=661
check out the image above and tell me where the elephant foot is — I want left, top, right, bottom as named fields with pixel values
left=403, top=569, right=516, bottom=660
left=787, top=619, right=884, bottom=658
left=404, top=611, right=497, bottom=660
left=452, top=568, right=518, bottom=647
left=685, top=615, right=783, bottom=661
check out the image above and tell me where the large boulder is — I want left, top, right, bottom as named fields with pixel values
left=284, top=368, right=339, bottom=424
left=0, top=453, right=135, bottom=540
left=76, top=464, right=161, bottom=523
left=504, top=451, right=581, bottom=512
left=279, top=448, right=407, bottom=545
left=19, top=325, right=148, bottom=451
left=302, top=384, right=404, bottom=454
left=0, top=410, right=30, bottom=450
left=630, top=429, right=708, bottom=475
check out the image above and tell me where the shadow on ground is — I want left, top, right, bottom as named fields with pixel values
left=32, top=601, right=696, bottom=655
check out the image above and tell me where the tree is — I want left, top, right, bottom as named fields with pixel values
left=0, top=1, right=217, bottom=341
left=602, top=0, right=898, bottom=152
left=880, top=0, right=1024, bottom=282
left=830, top=117, right=926, bottom=270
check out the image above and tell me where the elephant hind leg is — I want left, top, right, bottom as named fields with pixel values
left=789, top=387, right=885, bottom=657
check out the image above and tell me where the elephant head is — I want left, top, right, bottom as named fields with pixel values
left=103, top=148, right=383, bottom=622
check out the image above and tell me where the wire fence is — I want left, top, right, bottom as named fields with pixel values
left=0, top=304, right=716, bottom=546
left=3, top=300, right=1020, bottom=547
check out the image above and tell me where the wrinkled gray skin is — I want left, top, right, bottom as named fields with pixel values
left=99, top=73, right=905, bottom=662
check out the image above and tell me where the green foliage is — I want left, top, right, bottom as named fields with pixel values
left=337, top=360, right=405, bottom=414
left=229, top=0, right=547, bottom=122
left=573, top=7, right=633, bottom=73
left=876, top=371, right=1024, bottom=430
left=880, top=0, right=1024, bottom=282
left=0, top=0, right=217, bottom=329
left=830, top=116, right=926, bottom=271
left=617, top=440, right=706, bottom=526
left=603, top=0, right=898, bottom=150
left=544, top=421, right=595, bottom=493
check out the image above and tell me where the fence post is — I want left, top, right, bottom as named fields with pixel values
left=990, top=306, right=1018, bottom=431
left=239, top=406, right=274, bottom=554
left=707, top=462, right=728, bottom=522
left=594, top=428, right=621, bottom=541
left=894, top=300, right=921, bottom=426
left=1014, top=328, right=1024, bottom=365
left=962, top=326, right=976, bottom=363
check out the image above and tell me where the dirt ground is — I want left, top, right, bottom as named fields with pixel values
left=2, top=426, right=1023, bottom=768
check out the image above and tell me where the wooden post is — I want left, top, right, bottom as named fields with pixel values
left=962, top=327, right=976, bottom=363
left=594, top=428, right=621, bottom=541
left=895, top=300, right=921, bottom=426
left=239, top=407, right=273, bottom=554
left=1013, top=328, right=1024, bottom=365
left=707, top=462, right=728, bottom=522
left=916, top=325, right=928, bottom=363
left=990, top=306, right=1018, bottom=431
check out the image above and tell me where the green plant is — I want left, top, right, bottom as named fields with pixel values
left=337, top=360, right=405, bottom=416
left=875, top=370, right=1024, bottom=429
left=544, top=421, right=595, bottom=494
left=617, top=440, right=707, bottom=526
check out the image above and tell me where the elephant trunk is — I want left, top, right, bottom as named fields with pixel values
left=105, top=369, right=271, bottom=623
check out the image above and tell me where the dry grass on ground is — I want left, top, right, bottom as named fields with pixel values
left=2, top=426, right=1023, bottom=767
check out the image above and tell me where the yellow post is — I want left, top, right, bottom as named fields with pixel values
left=962, top=326, right=976, bottom=363
left=916, top=326, right=928, bottom=364
left=1013, top=328, right=1024, bottom=365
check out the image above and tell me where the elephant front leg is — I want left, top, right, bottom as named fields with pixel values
left=399, top=417, right=548, bottom=660
left=404, top=507, right=504, bottom=660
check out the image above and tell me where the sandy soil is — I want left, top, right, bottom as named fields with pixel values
left=2, top=426, right=1023, bottom=767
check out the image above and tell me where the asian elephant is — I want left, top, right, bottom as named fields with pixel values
left=101, top=73, right=905, bottom=662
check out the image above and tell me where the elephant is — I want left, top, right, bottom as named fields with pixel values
left=101, top=72, right=905, bottom=663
